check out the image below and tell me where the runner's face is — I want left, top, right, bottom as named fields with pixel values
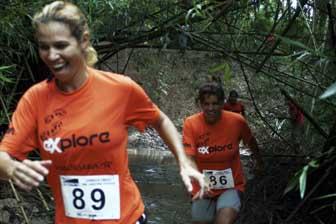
left=36, top=21, right=87, bottom=84
left=228, top=95, right=237, bottom=104
left=200, top=94, right=222, bottom=125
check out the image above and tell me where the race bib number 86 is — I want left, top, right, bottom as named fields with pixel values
left=203, top=168, right=235, bottom=190
left=60, top=175, right=120, bottom=220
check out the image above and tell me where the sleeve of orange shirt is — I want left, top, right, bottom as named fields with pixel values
left=223, top=103, right=230, bottom=111
left=241, top=103, right=245, bottom=116
left=0, top=88, right=39, bottom=160
left=124, top=79, right=160, bottom=132
left=239, top=117, right=253, bottom=146
left=182, top=118, right=196, bottom=156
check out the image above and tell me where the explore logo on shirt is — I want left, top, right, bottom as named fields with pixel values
left=42, top=132, right=111, bottom=154
left=197, top=143, right=233, bottom=155
left=197, top=146, right=209, bottom=154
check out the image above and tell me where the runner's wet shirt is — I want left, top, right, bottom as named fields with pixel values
left=0, top=67, right=160, bottom=224
left=183, top=111, right=252, bottom=197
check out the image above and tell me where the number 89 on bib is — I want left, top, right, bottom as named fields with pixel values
left=60, top=175, right=120, bottom=220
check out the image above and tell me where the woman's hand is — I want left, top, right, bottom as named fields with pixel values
left=179, top=160, right=208, bottom=200
left=9, top=159, right=52, bottom=191
left=192, top=188, right=214, bottom=201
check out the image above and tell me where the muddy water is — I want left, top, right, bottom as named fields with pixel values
left=130, top=161, right=190, bottom=223
left=129, top=149, right=189, bottom=223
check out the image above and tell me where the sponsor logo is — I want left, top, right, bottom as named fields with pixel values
left=40, top=121, right=63, bottom=141
left=44, top=108, right=66, bottom=124
left=43, top=137, right=62, bottom=154
left=208, top=144, right=233, bottom=152
left=197, top=133, right=210, bottom=146
left=43, top=132, right=110, bottom=154
left=55, top=161, right=113, bottom=171
left=41, top=108, right=66, bottom=140
left=61, top=177, right=79, bottom=186
left=198, top=146, right=209, bottom=154
left=197, top=144, right=233, bottom=155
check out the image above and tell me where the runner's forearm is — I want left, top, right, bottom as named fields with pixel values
left=152, top=111, right=188, bottom=165
left=186, top=155, right=198, bottom=170
left=248, top=137, right=262, bottom=162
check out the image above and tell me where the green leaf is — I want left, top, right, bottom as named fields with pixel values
left=209, top=63, right=226, bottom=73
left=274, top=34, right=311, bottom=51
left=0, top=75, right=13, bottom=84
left=313, top=193, right=336, bottom=200
left=320, top=82, right=336, bottom=99
left=311, top=204, right=334, bottom=214
left=208, top=63, right=232, bottom=81
left=284, top=160, right=319, bottom=197
left=0, top=65, right=14, bottom=84
left=284, top=171, right=300, bottom=195
left=185, top=8, right=195, bottom=23
left=308, top=160, right=319, bottom=168
left=0, top=65, right=14, bottom=72
left=224, top=64, right=232, bottom=82
left=299, top=165, right=309, bottom=199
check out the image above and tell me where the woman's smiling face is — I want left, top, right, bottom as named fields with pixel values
left=37, top=21, right=88, bottom=84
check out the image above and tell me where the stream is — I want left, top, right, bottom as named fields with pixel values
left=129, top=157, right=190, bottom=223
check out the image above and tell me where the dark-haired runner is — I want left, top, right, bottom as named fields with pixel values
left=223, top=90, right=245, bottom=117
left=183, top=82, right=263, bottom=224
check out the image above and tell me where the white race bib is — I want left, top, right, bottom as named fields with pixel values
left=60, top=175, right=120, bottom=220
left=203, top=168, right=235, bottom=190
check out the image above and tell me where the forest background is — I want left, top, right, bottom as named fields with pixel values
left=0, top=0, right=336, bottom=223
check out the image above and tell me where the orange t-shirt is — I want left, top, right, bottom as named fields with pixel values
left=0, top=67, right=160, bottom=224
left=183, top=111, right=253, bottom=197
left=223, top=102, right=245, bottom=115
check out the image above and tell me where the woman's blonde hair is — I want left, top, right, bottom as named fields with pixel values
left=32, top=1, right=98, bottom=66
